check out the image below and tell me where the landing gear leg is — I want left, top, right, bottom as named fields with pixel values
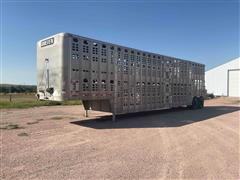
left=82, top=100, right=90, bottom=118
left=85, top=110, right=89, bottom=117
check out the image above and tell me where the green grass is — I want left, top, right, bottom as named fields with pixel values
left=0, top=93, right=82, bottom=109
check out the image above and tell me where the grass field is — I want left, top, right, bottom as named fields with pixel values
left=0, top=93, right=82, bottom=109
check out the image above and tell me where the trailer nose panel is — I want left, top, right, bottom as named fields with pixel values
left=37, top=34, right=64, bottom=101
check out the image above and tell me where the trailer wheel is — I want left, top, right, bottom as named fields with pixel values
left=191, top=97, right=199, bottom=109
left=198, top=96, right=204, bottom=109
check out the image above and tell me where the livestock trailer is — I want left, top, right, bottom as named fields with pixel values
left=37, top=33, right=205, bottom=120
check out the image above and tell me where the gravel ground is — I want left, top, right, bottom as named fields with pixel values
left=1, top=97, right=239, bottom=179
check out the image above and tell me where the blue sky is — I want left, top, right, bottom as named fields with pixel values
left=1, top=0, right=239, bottom=85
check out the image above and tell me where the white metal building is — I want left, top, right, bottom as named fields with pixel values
left=205, top=57, right=240, bottom=97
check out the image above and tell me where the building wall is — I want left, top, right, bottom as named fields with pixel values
left=205, top=57, right=240, bottom=97
left=228, top=70, right=240, bottom=97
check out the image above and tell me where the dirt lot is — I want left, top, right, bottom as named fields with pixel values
left=1, top=97, right=239, bottom=179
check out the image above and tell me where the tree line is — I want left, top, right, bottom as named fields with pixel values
left=0, top=84, right=37, bottom=93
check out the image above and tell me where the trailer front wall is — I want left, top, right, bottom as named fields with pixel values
left=62, top=33, right=205, bottom=114
left=37, top=34, right=65, bottom=101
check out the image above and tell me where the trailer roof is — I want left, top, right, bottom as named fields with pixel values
left=39, top=32, right=204, bottom=66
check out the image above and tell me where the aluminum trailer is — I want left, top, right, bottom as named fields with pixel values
left=37, top=33, right=205, bottom=120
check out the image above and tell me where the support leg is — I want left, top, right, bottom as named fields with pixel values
left=85, top=110, right=89, bottom=117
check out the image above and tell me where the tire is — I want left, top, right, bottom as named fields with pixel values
left=191, top=97, right=199, bottom=109
left=198, top=96, right=204, bottom=109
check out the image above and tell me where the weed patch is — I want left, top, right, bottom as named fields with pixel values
left=27, top=121, right=39, bottom=125
left=51, top=116, right=64, bottom=120
left=18, top=132, right=29, bottom=136
left=0, top=124, right=23, bottom=130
